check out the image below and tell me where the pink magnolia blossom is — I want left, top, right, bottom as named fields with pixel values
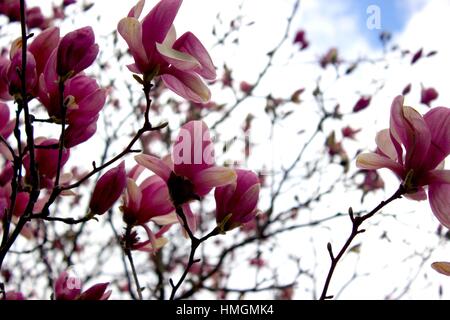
left=135, top=120, right=236, bottom=204
left=7, top=51, right=37, bottom=96
left=421, top=86, right=438, bottom=107
left=293, top=30, right=309, bottom=50
left=122, top=175, right=175, bottom=226
left=341, top=126, right=361, bottom=140
left=356, top=95, right=450, bottom=228
left=89, top=162, right=127, bottom=215
left=118, top=0, right=216, bottom=103
left=411, top=48, right=423, bottom=65
left=56, top=26, right=99, bottom=78
left=0, top=102, right=14, bottom=139
left=23, top=137, right=70, bottom=189
left=402, top=83, right=411, bottom=96
left=29, top=26, right=60, bottom=80
left=4, top=291, right=26, bottom=300
left=39, top=52, right=106, bottom=147
left=54, top=271, right=111, bottom=300
left=0, top=0, right=20, bottom=22
left=319, top=47, right=338, bottom=68
left=26, top=7, right=47, bottom=30
left=63, top=0, right=77, bottom=7
left=215, top=169, right=260, bottom=231
left=239, top=81, right=253, bottom=94
left=0, top=56, right=12, bottom=100
left=353, top=96, right=371, bottom=113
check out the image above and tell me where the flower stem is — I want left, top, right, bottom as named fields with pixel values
left=319, top=185, right=405, bottom=300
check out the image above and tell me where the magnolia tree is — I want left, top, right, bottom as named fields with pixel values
left=0, top=0, right=449, bottom=300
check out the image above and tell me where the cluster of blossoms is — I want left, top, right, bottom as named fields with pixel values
left=90, top=120, right=261, bottom=252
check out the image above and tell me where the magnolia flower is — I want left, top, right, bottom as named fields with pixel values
left=122, top=175, right=175, bottom=226
left=7, top=51, right=37, bottom=96
left=353, top=96, right=371, bottom=113
left=118, top=0, right=216, bottom=103
left=215, top=169, right=260, bottom=231
left=29, top=26, right=60, bottom=80
left=319, top=47, right=338, bottom=68
left=57, top=26, right=99, bottom=78
left=54, top=271, right=111, bottom=300
left=89, top=162, right=127, bottom=215
left=26, top=7, right=47, bottom=30
left=293, top=30, right=309, bottom=50
left=0, top=0, right=20, bottom=22
left=420, top=86, right=438, bottom=107
left=39, top=53, right=106, bottom=147
left=23, top=138, right=70, bottom=189
left=121, top=165, right=177, bottom=251
left=136, top=120, right=236, bottom=205
left=3, top=291, right=26, bottom=300
left=356, top=95, right=450, bottom=228
left=341, top=126, right=361, bottom=140
left=0, top=102, right=14, bottom=139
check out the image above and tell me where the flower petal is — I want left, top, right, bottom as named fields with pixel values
left=141, top=0, right=182, bottom=56
left=134, top=154, right=172, bottom=181
left=232, top=183, right=260, bottom=217
left=402, top=106, right=431, bottom=170
left=356, top=152, right=403, bottom=176
left=173, top=32, right=216, bottom=80
left=151, top=212, right=178, bottom=225
left=425, top=170, right=450, bottom=185
left=156, top=42, right=200, bottom=71
left=428, top=182, right=450, bottom=229
left=404, top=188, right=427, bottom=201
left=431, top=262, right=450, bottom=276
left=192, top=166, right=237, bottom=196
left=423, top=107, right=450, bottom=170
left=172, top=120, right=214, bottom=182
left=161, top=69, right=211, bottom=103
left=375, top=129, right=397, bottom=160
left=128, top=0, right=145, bottom=18
left=118, top=17, right=148, bottom=73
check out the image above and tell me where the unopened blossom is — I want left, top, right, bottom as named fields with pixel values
left=0, top=56, right=12, bottom=100
left=215, top=169, right=260, bottom=231
left=293, top=30, right=309, bottom=50
left=0, top=0, right=20, bottom=22
left=118, top=0, right=216, bottom=103
left=57, top=26, right=99, bottom=78
left=402, top=83, right=411, bottom=96
left=39, top=53, right=106, bottom=147
left=421, top=86, right=438, bottom=107
left=411, top=48, right=423, bottom=65
left=54, top=271, right=111, bottom=300
left=239, top=81, right=253, bottom=94
left=89, top=162, right=127, bottom=215
left=6, top=51, right=37, bottom=97
left=353, top=96, right=371, bottom=113
left=342, top=126, right=361, bottom=140
left=63, top=0, right=77, bottom=7
left=320, top=47, right=338, bottom=68
left=26, top=7, right=47, bottom=30
left=357, top=95, right=450, bottom=228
